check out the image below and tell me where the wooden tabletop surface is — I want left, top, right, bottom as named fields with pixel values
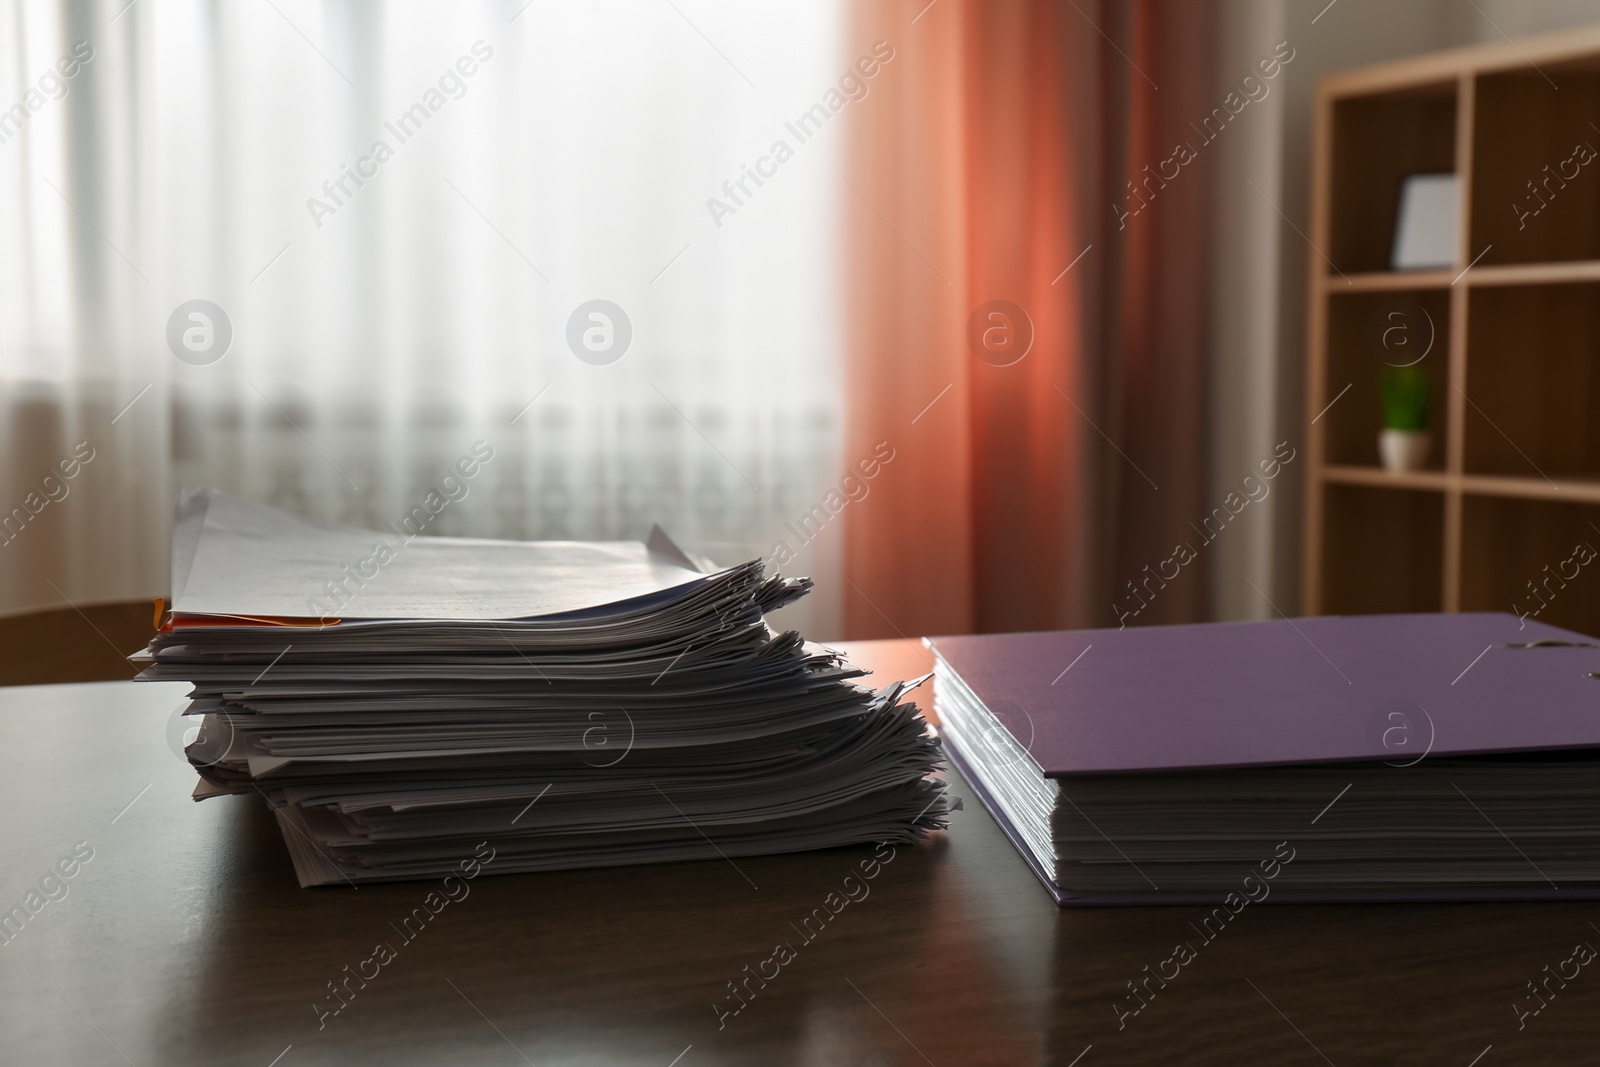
left=1, top=637, right=1596, bottom=1066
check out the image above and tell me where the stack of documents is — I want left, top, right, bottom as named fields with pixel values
left=931, top=613, right=1600, bottom=905
left=135, top=491, right=947, bottom=887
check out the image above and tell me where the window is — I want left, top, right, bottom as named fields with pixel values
left=1, top=0, right=846, bottom=632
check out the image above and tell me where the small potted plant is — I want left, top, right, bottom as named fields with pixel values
left=1378, top=365, right=1431, bottom=472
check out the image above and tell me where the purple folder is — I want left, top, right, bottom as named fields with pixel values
left=927, top=613, right=1600, bottom=904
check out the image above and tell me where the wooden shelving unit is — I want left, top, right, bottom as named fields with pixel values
left=1304, top=26, right=1600, bottom=636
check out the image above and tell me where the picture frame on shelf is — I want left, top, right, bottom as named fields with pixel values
left=1391, top=172, right=1460, bottom=270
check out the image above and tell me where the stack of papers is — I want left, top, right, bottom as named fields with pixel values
left=134, top=491, right=948, bottom=887
left=931, top=613, right=1600, bottom=905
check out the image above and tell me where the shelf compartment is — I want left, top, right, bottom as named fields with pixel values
left=1465, top=260, right=1600, bottom=287
left=1325, top=467, right=1600, bottom=505
left=1463, top=281, right=1600, bottom=479
left=1471, top=60, right=1600, bottom=266
left=1328, top=82, right=1458, bottom=275
left=1320, top=483, right=1444, bottom=615
left=1323, top=289, right=1451, bottom=471
left=1463, top=472, right=1600, bottom=504
left=1461, top=494, right=1600, bottom=637
left=1333, top=261, right=1600, bottom=291
left=1323, top=465, right=1449, bottom=492
left=1332, top=270, right=1453, bottom=292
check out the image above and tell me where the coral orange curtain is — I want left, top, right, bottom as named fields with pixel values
left=842, top=0, right=1213, bottom=638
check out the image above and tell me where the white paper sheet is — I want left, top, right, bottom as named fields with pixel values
left=172, top=490, right=712, bottom=621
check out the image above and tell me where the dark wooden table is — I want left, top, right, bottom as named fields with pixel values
left=1, top=639, right=1595, bottom=1065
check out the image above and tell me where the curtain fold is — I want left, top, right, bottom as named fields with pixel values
left=843, top=0, right=1213, bottom=638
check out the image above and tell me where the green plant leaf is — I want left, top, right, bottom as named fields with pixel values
left=1379, top=365, right=1431, bottom=431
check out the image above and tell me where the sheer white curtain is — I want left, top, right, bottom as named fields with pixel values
left=1, top=0, right=845, bottom=633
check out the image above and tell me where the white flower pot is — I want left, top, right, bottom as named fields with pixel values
left=1378, top=429, right=1431, bottom=473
